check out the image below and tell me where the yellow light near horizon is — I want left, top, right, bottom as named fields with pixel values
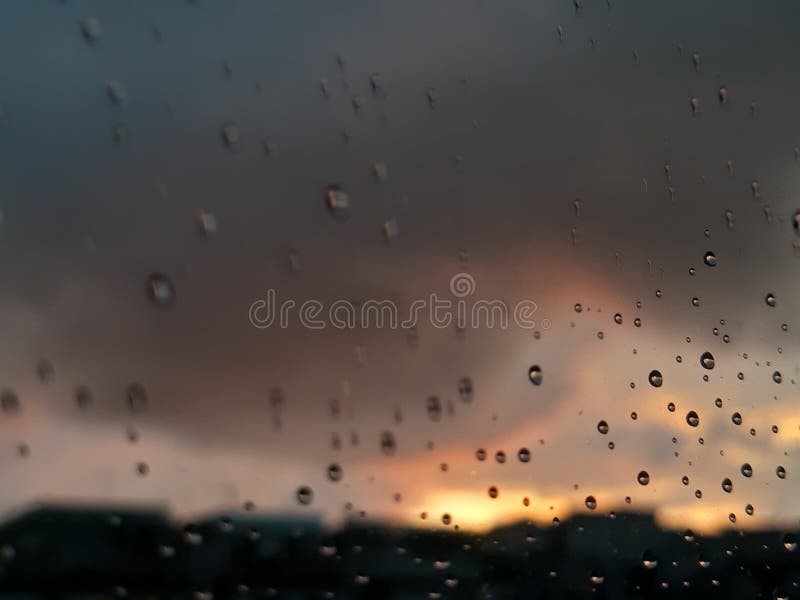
left=409, top=487, right=573, bottom=533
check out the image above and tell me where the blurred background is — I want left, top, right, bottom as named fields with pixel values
left=0, top=0, right=798, bottom=597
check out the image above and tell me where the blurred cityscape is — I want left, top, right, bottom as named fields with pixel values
left=0, top=504, right=797, bottom=599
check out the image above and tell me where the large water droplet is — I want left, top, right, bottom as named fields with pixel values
left=296, top=486, right=313, bottom=505
left=700, top=351, right=715, bottom=370
left=327, top=463, right=343, bottom=482
left=528, top=365, right=543, bottom=386
left=648, top=370, right=663, bottom=388
left=766, top=293, right=776, bottom=307
left=641, top=550, right=658, bottom=570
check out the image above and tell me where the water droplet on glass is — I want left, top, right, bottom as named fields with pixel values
left=766, top=293, right=777, bottom=307
left=718, top=85, right=728, bottom=105
left=75, top=386, right=93, bottom=410
left=81, top=17, right=103, bottom=43
left=197, top=211, right=218, bottom=237
left=325, top=184, right=351, bottom=221
left=686, top=411, right=699, bottom=427
left=700, top=351, right=715, bottom=370
left=751, top=179, right=761, bottom=199
left=1, top=390, right=19, bottom=415
left=382, top=219, right=399, bottom=243
left=703, top=251, right=717, bottom=267
left=590, top=570, right=604, bottom=585
left=637, top=471, right=650, bottom=485
left=126, top=383, right=148, bottom=413
left=36, top=359, right=54, bottom=383
left=426, top=87, right=440, bottom=107
left=380, top=431, right=397, bottom=455
left=721, top=478, right=733, bottom=493
left=296, top=486, right=313, bottom=505
left=528, top=365, right=543, bottom=386
left=648, top=370, right=663, bottom=388
left=327, top=463, right=343, bottom=482
left=220, top=122, right=240, bottom=149
left=642, top=550, right=658, bottom=570
left=107, top=80, right=127, bottom=105
left=146, top=273, right=176, bottom=307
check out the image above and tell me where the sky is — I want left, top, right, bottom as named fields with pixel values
left=0, top=0, right=799, bottom=536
